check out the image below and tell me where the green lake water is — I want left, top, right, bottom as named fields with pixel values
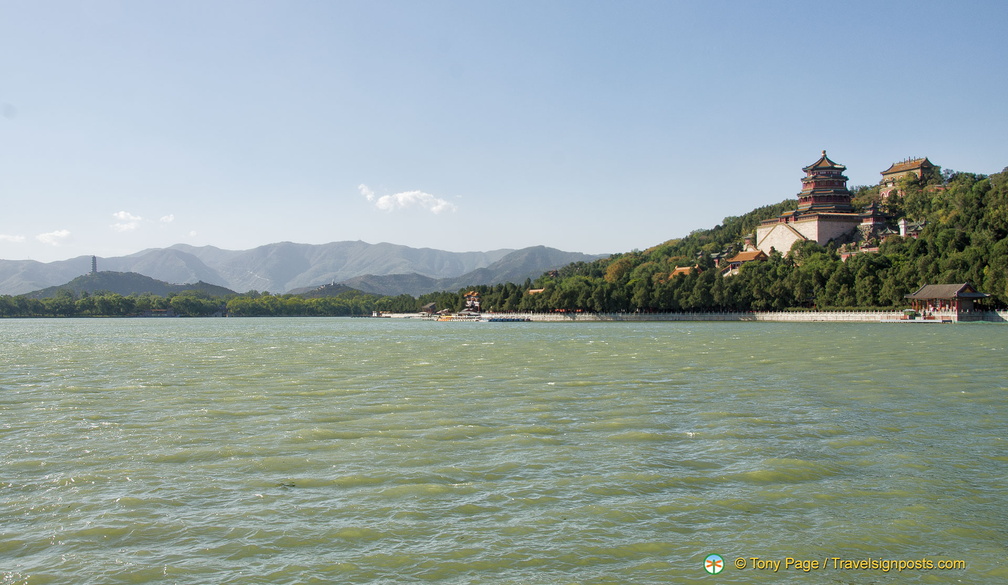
left=1, top=318, right=1005, bottom=584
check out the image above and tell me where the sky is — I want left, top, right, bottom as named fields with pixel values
left=2, top=0, right=1007, bottom=263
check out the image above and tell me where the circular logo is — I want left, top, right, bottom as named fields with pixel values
left=704, top=553, right=724, bottom=575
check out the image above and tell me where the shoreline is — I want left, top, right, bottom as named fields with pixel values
left=385, top=310, right=1008, bottom=323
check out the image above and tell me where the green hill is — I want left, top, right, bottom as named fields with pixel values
left=27, top=271, right=236, bottom=299
left=478, top=166, right=1008, bottom=313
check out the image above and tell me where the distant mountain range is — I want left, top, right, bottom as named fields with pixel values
left=0, top=242, right=606, bottom=297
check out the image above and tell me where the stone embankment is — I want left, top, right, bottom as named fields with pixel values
left=386, top=310, right=1008, bottom=323
left=497, top=311, right=902, bottom=322
left=518, top=310, right=1008, bottom=323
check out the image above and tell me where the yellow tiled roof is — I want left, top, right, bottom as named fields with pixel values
left=881, top=157, right=933, bottom=176
left=726, top=250, right=768, bottom=263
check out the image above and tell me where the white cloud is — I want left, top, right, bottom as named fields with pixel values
left=113, top=210, right=142, bottom=221
left=36, top=230, right=71, bottom=246
left=359, top=184, right=457, bottom=214
left=160, top=214, right=175, bottom=223
left=111, top=210, right=143, bottom=232
left=0, top=234, right=26, bottom=243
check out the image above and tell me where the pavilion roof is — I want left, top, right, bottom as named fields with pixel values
left=861, top=201, right=883, bottom=215
left=905, top=283, right=990, bottom=300
left=803, top=150, right=846, bottom=172
left=881, top=157, right=934, bottom=176
left=726, top=250, right=768, bottom=264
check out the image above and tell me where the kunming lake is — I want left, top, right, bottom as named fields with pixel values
left=2, top=318, right=1005, bottom=583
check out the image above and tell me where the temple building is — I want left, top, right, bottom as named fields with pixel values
left=720, top=249, right=767, bottom=277
left=462, top=291, right=481, bottom=313
left=880, top=157, right=938, bottom=198
left=857, top=201, right=891, bottom=241
left=755, top=151, right=863, bottom=256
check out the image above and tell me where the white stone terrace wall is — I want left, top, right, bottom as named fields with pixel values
left=389, top=310, right=1008, bottom=323
left=495, top=311, right=905, bottom=323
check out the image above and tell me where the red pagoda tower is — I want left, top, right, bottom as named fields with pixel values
left=755, top=151, right=862, bottom=255
left=796, top=150, right=854, bottom=214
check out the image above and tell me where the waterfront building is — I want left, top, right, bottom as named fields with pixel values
left=880, top=157, right=938, bottom=199
left=905, top=283, right=990, bottom=321
left=756, top=151, right=863, bottom=256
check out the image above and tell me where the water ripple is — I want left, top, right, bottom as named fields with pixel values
left=1, top=319, right=1005, bottom=583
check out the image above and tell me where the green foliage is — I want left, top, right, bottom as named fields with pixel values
left=851, top=184, right=881, bottom=210
left=0, top=287, right=385, bottom=318
left=226, top=290, right=383, bottom=317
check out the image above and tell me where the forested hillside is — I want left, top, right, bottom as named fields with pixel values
left=449, top=167, right=1008, bottom=313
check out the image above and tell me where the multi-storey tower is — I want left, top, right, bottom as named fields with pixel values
left=755, top=151, right=862, bottom=255
left=796, top=150, right=854, bottom=214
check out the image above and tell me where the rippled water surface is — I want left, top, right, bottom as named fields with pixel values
left=2, top=318, right=1006, bottom=583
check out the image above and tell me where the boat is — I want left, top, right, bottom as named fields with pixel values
left=437, top=313, right=483, bottom=322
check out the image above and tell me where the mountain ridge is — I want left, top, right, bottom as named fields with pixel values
left=336, top=246, right=597, bottom=296
left=0, top=241, right=606, bottom=296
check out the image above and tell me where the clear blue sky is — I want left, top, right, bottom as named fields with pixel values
left=2, top=0, right=1006, bottom=262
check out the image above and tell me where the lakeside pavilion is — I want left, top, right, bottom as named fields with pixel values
left=905, top=283, right=990, bottom=321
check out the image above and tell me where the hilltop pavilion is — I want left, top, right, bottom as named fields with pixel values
left=880, top=157, right=938, bottom=199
